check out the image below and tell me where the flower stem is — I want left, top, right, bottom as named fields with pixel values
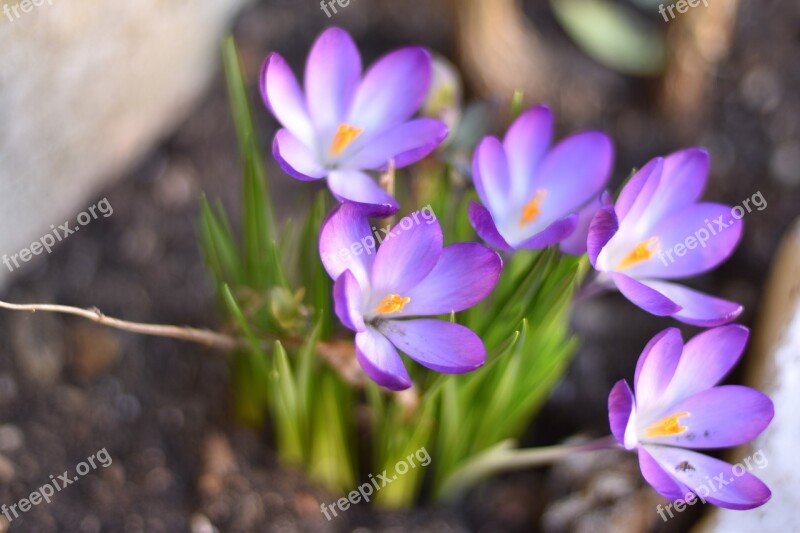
left=437, top=435, right=620, bottom=501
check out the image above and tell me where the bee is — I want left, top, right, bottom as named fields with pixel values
left=675, top=461, right=695, bottom=472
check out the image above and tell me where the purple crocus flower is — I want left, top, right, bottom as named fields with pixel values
left=588, top=148, right=743, bottom=326
left=608, top=326, right=773, bottom=510
left=468, top=105, right=614, bottom=251
left=261, top=27, right=448, bottom=217
left=319, top=203, right=502, bottom=390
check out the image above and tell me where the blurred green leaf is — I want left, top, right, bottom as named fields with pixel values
left=510, top=89, right=524, bottom=120
left=271, top=341, right=304, bottom=464
left=551, top=0, right=665, bottom=76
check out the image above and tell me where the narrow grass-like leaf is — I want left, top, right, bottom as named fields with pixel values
left=271, top=340, right=304, bottom=464
left=199, top=195, right=244, bottom=286
left=309, top=372, right=356, bottom=490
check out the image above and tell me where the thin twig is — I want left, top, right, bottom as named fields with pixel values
left=0, top=300, right=241, bottom=350
left=0, top=299, right=365, bottom=385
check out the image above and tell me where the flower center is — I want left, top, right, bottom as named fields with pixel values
left=617, top=237, right=660, bottom=270
left=519, top=190, right=548, bottom=226
left=645, top=411, right=690, bottom=438
left=329, top=123, right=363, bottom=156
left=375, top=294, right=411, bottom=315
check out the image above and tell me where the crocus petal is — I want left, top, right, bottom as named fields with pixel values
left=560, top=192, right=611, bottom=256
left=608, top=379, right=634, bottom=446
left=370, top=214, right=443, bottom=297
left=327, top=170, right=399, bottom=218
left=587, top=203, right=619, bottom=267
left=643, top=148, right=709, bottom=230
left=355, top=326, right=412, bottom=391
left=623, top=203, right=743, bottom=279
left=272, top=129, right=327, bottom=181
left=333, top=270, right=365, bottom=332
left=517, top=214, right=579, bottom=250
left=503, top=105, right=553, bottom=200
left=612, top=273, right=682, bottom=316
left=468, top=201, right=513, bottom=252
left=377, top=319, right=485, bottom=373
left=348, top=47, right=432, bottom=133
left=638, top=447, right=689, bottom=501
left=644, top=445, right=772, bottom=510
left=534, top=131, right=614, bottom=217
left=633, top=327, right=682, bottom=410
left=472, top=136, right=511, bottom=215
left=663, top=325, right=749, bottom=403
left=615, top=157, right=663, bottom=223
left=346, top=118, right=448, bottom=170
left=637, top=280, right=742, bottom=327
left=642, top=386, right=774, bottom=449
left=261, top=53, right=315, bottom=147
left=318, top=202, right=375, bottom=288
left=305, top=27, right=362, bottom=135
left=402, top=243, right=502, bottom=316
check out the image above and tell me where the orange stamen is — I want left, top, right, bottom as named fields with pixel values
left=375, top=294, right=411, bottom=315
left=329, top=123, right=363, bottom=155
left=617, top=237, right=660, bottom=270
left=519, top=190, right=548, bottom=226
left=646, top=412, right=690, bottom=438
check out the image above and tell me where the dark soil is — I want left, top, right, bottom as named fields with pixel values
left=0, top=1, right=797, bottom=532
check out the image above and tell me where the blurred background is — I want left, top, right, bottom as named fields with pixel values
left=0, top=0, right=798, bottom=531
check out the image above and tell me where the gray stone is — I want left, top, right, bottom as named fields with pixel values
left=0, top=0, right=248, bottom=284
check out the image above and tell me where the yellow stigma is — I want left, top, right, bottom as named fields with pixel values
left=617, top=237, right=660, bottom=270
left=375, top=294, right=411, bottom=315
left=519, top=190, right=548, bottom=226
left=329, top=123, right=364, bottom=155
left=646, top=412, right=690, bottom=438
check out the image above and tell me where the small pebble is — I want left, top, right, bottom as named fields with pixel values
left=0, top=425, right=24, bottom=453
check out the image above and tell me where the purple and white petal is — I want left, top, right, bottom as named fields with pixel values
left=377, top=318, right=485, bottom=373
left=637, top=280, right=742, bottom=327
left=468, top=201, right=513, bottom=252
left=612, top=273, right=682, bottom=317
left=305, top=27, right=362, bottom=135
left=472, top=136, right=511, bottom=215
left=642, top=386, right=774, bottom=449
left=534, top=131, right=614, bottom=218
left=638, top=447, right=689, bottom=502
left=402, top=243, right=502, bottom=316
left=615, top=157, right=663, bottom=223
left=645, top=446, right=771, bottom=510
left=346, top=118, right=448, bottom=170
left=355, top=326, right=412, bottom=391
left=587, top=203, right=619, bottom=267
left=560, top=192, right=611, bottom=256
left=333, top=270, right=366, bottom=332
left=517, top=214, right=579, bottom=250
left=319, top=202, right=376, bottom=287
left=633, top=327, right=683, bottom=410
left=623, top=203, right=743, bottom=280
left=370, top=214, right=443, bottom=297
left=663, top=325, right=749, bottom=403
left=327, top=170, right=399, bottom=217
left=348, top=47, right=432, bottom=133
left=272, top=129, right=327, bottom=181
left=608, top=379, right=634, bottom=446
left=261, top=53, right=315, bottom=147
left=503, top=105, right=553, bottom=200
left=644, top=148, right=709, bottom=229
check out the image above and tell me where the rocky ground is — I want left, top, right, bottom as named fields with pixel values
left=0, top=1, right=797, bottom=531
